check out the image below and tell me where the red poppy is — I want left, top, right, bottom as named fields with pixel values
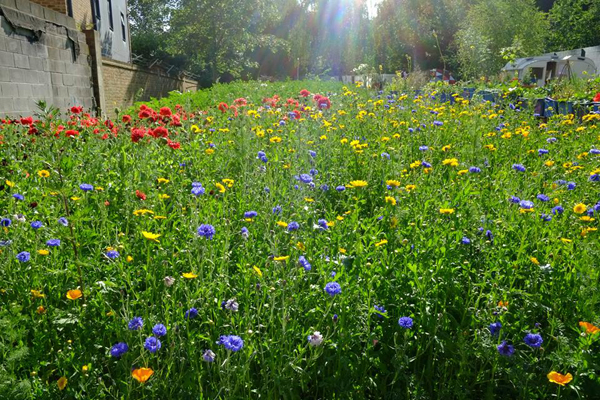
left=65, top=130, right=79, bottom=137
left=167, top=139, right=181, bottom=149
left=122, top=115, right=132, bottom=124
left=316, top=96, right=331, bottom=110
left=160, top=107, right=172, bottom=117
left=299, top=89, right=310, bottom=97
left=101, top=133, right=109, bottom=140
left=230, top=105, right=238, bottom=117
left=136, top=190, right=146, bottom=200
left=593, top=92, right=600, bottom=102
left=20, top=116, right=33, bottom=125
left=291, top=110, right=301, bottom=119
left=170, top=115, right=182, bottom=126
left=313, top=94, right=323, bottom=103
left=138, top=110, right=151, bottom=119
left=70, top=106, right=83, bottom=114
left=218, top=102, right=229, bottom=113
left=131, top=128, right=145, bottom=143
left=153, top=126, right=169, bottom=138
left=234, top=98, right=247, bottom=106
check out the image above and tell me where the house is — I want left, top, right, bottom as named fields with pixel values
left=502, top=53, right=596, bottom=87
left=29, top=0, right=131, bottom=62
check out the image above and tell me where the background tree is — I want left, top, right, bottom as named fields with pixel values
left=547, top=0, right=600, bottom=51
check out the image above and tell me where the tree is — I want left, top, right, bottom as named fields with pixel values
left=547, top=0, right=600, bottom=51
left=455, top=0, right=548, bottom=79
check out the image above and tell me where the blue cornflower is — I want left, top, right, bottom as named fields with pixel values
left=13, top=194, right=24, bottom=201
left=433, top=121, right=443, bottom=126
left=16, top=251, right=30, bottom=262
left=419, top=145, right=429, bottom=151
left=320, top=184, right=329, bottom=191
left=197, top=224, right=216, bottom=240
left=590, top=174, right=600, bottom=182
left=422, top=161, right=432, bottom=168
left=324, top=282, right=341, bottom=296
left=489, top=321, right=502, bottom=336
left=128, top=317, right=143, bottom=330
left=538, top=149, right=549, bottom=156
left=552, top=206, right=564, bottom=215
left=509, top=196, right=521, bottom=204
left=79, top=184, right=93, bottom=191
left=567, top=182, right=576, bottom=190
left=298, top=255, right=311, bottom=271
left=541, top=214, right=552, bottom=222
left=46, top=239, right=61, bottom=247
left=110, top=342, right=129, bottom=358
left=547, top=137, right=557, bottom=143
left=241, top=227, right=249, bottom=239
left=497, top=341, right=515, bottom=356
left=485, top=230, right=494, bottom=241
left=152, top=324, right=167, bottom=337
left=244, top=211, right=258, bottom=219
left=191, top=184, right=205, bottom=196
left=555, top=180, right=567, bottom=186
left=257, top=151, right=268, bottom=163
left=184, top=307, right=198, bottom=319
left=218, top=335, right=244, bottom=352
left=519, top=200, right=534, bottom=209
left=31, top=221, right=43, bottom=229
left=374, top=305, right=387, bottom=318
left=299, top=174, right=313, bottom=184
left=381, top=152, right=390, bottom=159
left=272, top=205, right=282, bottom=214
left=0, top=218, right=11, bottom=227
left=469, top=166, right=481, bottom=173
left=203, top=349, right=216, bottom=362
left=287, top=221, right=299, bottom=232
left=523, top=333, right=543, bottom=348
left=317, top=219, right=328, bottom=231
left=590, top=148, right=600, bottom=155
left=310, top=168, right=318, bottom=176
left=512, top=164, right=526, bottom=172
left=144, top=336, right=161, bottom=353
left=309, top=150, right=317, bottom=158
left=461, top=237, right=471, bottom=245
left=336, top=185, right=346, bottom=191
left=106, top=250, right=119, bottom=259
left=58, top=217, right=68, bottom=226
left=537, top=194, right=549, bottom=202
left=398, top=317, right=414, bottom=329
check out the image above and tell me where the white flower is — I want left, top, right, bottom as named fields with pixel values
left=163, top=276, right=175, bottom=287
left=308, top=331, right=323, bottom=346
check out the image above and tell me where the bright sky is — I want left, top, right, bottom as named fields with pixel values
left=367, top=0, right=383, bottom=17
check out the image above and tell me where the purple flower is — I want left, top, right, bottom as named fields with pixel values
left=298, top=255, right=311, bottom=271
left=324, top=282, right=341, bottom=296
left=567, top=182, right=576, bottom=190
left=152, top=324, right=167, bottom=337
left=110, top=342, right=129, bottom=358
left=241, top=227, right=249, bottom=239
left=461, top=236, right=471, bottom=245
left=374, top=305, right=387, bottom=318
left=552, top=206, right=564, bottom=215
left=79, top=184, right=94, bottom=191
left=512, top=164, right=526, bottom=172
left=46, top=239, right=61, bottom=247
left=398, top=317, right=413, bottom=328
left=509, top=196, right=521, bottom=204
left=489, top=321, right=502, bottom=335
left=197, top=224, right=216, bottom=240
left=144, top=336, right=161, bottom=353
left=16, top=251, right=30, bottom=262
left=128, top=317, right=143, bottom=330
left=244, top=211, right=257, bottom=219
left=203, top=349, right=216, bottom=362
left=538, top=149, right=549, bottom=156
left=309, top=150, right=317, bottom=158
left=419, top=145, right=429, bottom=151
left=524, top=333, right=543, bottom=348
left=31, top=221, right=43, bottom=229
left=519, top=200, right=534, bottom=209
left=497, top=341, right=514, bottom=356
left=336, top=185, right=346, bottom=191
left=537, top=194, right=549, bottom=202
left=469, top=166, right=481, bottom=173
left=58, top=217, right=68, bottom=226
left=184, top=307, right=198, bottom=319
left=299, top=174, right=313, bottom=184
left=287, top=221, right=299, bottom=232
left=316, top=219, right=328, bottom=231
left=13, top=194, right=24, bottom=201
left=272, top=205, right=282, bottom=214
left=106, top=250, right=119, bottom=259
left=191, top=185, right=205, bottom=196
left=218, top=335, right=244, bottom=352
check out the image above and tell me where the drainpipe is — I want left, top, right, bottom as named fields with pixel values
left=66, top=0, right=73, bottom=17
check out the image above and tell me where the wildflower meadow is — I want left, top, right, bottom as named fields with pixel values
left=0, top=80, right=599, bottom=399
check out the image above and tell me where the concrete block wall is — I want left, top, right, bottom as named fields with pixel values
left=0, top=0, right=94, bottom=117
left=101, top=58, right=199, bottom=116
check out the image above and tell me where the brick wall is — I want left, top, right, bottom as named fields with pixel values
left=101, top=58, right=199, bottom=115
left=28, top=0, right=66, bottom=15
left=0, top=0, right=94, bottom=117
left=71, top=0, right=93, bottom=30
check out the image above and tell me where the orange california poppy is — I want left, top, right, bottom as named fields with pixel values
left=547, top=371, right=573, bottom=386
left=132, top=368, right=154, bottom=383
left=579, top=321, right=600, bottom=335
left=66, top=290, right=82, bottom=300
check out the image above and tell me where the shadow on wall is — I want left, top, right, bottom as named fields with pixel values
left=101, top=30, right=112, bottom=58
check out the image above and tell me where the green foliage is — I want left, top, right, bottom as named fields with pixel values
left=2, top=80, right=600, bottom=399
left=547, top=0, right=600, bottom=51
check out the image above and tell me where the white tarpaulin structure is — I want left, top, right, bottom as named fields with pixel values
left=502, top=54, right=596, bottom=86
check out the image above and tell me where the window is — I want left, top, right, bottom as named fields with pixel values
left=108, top=0, right=114, bottom=31
left=121, top=13, right=126, bottom=42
